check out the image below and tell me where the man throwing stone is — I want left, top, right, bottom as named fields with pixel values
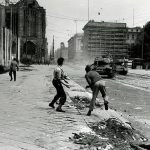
left=85, top=65, right=109, bottom=116
left=49, top=57, right=70, bottom=112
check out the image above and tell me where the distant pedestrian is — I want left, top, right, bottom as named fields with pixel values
left=9, top=58, right=19, bottom=81
left=49, top=57, right=70, bottom=112
left=85, top=65, right=109, bottom=116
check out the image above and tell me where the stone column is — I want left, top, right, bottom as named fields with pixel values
left=0, top=7, right=5, bottom=65
left=18, top=8, right=24, bottom=37
left=36, top=11, right=42, bottom=38
left=0, top=8, right=3, bottom=65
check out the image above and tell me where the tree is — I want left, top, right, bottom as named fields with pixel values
left=131, top=22, right=150, bottom=61
left=143, top=22, right=150, bottom=60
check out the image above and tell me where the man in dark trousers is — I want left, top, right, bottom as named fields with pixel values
left=85, top=65, right=109, bottom=116
left=49, top=57, right=70, bottom=112
left=9, top=58, right=19, bottom=81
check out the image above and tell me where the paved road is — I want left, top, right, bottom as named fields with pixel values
left=66, top=63, right=150, bottom=140
left=0, top=65, right=83, bottom=150
left=0, top=65, right=124, bottom=150
left=0, top=64, right=149, bottom=149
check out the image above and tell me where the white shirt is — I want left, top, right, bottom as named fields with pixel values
left=53, top=66, right=64, bottom=80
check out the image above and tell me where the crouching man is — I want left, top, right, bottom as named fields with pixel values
left=85, top=65, right=109, bottom=116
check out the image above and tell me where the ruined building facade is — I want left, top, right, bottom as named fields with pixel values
left=5, top=0, right=47, bottom=63
left=0, top=4, right=15, bottom=67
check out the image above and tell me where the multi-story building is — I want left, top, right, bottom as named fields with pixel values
left=5, top=0, right=47, bottom=63
left=83, top=20, right=128, bottom=60
left=68, top=33, right=83, bottom=62
left=126, top=27, right=142, bottom=58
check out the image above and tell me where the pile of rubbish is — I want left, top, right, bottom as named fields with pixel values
left=70, top=96, right=103, bottom=110
left=70, top=96, right=90, bottom=110
left=70, top=132, right=111, bottom=150
left=70, top=118, right=148, bottom=150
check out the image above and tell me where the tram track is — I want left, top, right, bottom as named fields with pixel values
left=110, top=72, right=150, bottom=91
left=128, top=72, right=150, bottom=79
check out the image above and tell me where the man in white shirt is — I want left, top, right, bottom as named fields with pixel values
left=49, top=57, right=70, bottom=112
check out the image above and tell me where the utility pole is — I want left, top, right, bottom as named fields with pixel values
left=74, top=20, right=77, bottom=34
left=88, top=0, right=89, bottom=21
left=133, top=8, right=134, bottom=27
left=52, top=35, right=54, bottom=62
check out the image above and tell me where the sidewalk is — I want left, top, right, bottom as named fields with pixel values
left=0, top=65, right=146, bottom=150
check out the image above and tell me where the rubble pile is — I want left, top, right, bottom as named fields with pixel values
left=70, top=118, right=148, bottom=150
left=90, top=118, right=148, bottom=149
left=70, top=96, right=103, bottom=110
left=70, top=96, right=90, bottom=110
left=70, top=132, right=111, bottom=150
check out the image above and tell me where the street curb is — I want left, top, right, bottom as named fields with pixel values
left=64, top=79, right=131, bottom=129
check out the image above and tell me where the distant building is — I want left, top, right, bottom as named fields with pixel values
left=126, top=27, right=142, bottom=58
left=68, top=33, right=84, bottom=62
left=4, top=0, right=47, bottom=63
left=0, top=5, right=5, bottom=66
left=55, top=42, right=68, bottom=61
left=0, top=4, right=18, bottom=67
left=82, top=20, right=128, bottom=60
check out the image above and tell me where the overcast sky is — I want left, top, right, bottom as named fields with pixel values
left=10, top=0, right=150, bottom=50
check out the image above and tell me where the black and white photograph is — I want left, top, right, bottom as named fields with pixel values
left=0, top=0, right=150, bottom=149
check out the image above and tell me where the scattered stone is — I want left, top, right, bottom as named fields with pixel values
left=70, top=95, right=103, bottom=110
left=70, top=118, right=148, bottom=150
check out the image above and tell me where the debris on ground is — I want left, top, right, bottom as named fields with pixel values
left=69, top=132, right=111, bottom=150
left=70, top=96, right=90, bottom=110
left=70, top=118, right=148, bottom=150
left=70, top=96, right=103, bottom=110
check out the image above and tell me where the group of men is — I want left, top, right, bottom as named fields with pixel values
left=8, top=57, right=109, bottom=116
left=49, top=57, right=109, bottom=116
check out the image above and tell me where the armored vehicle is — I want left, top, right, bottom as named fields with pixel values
left=113, top=59, right=128, bottom=75
left=89, top=57, right=115, bottom=78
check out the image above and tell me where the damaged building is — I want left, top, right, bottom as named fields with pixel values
left=0, top=4, right=16, bottom=69
left=4, top=0, right=48, bottom=64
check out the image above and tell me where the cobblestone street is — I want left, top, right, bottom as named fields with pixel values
left=0, top=65, right=111, bottom=150
left=1, top=0, right=150, bottom=149
left=0, top=65, right=83, bottom=150
left=0, top=65, right=149, bottom=150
